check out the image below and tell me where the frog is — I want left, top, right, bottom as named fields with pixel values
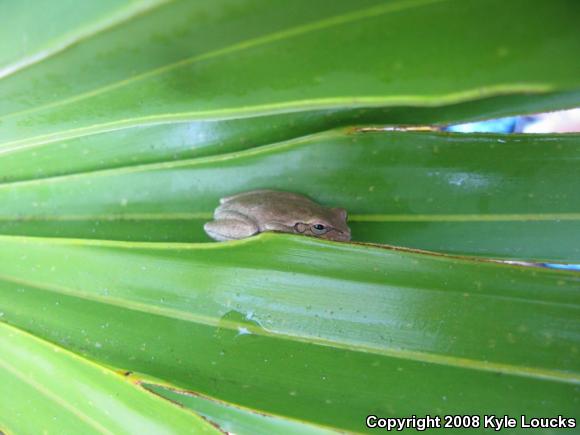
left=204, top=190, right=351, bottom=242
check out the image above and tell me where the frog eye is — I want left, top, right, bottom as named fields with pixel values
left=311, top=223, right=329, bottom=235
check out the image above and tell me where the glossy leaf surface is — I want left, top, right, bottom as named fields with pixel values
left=1, top=0, right=580, bottom=150
left=1, top=130, right=578, bottom=262
left=0, top=234, right=578, bottom=432
left=145, top=384, right=338, bottom=435
left=2, top=0, right=580, bottom=433
left=0, top=321, right=220, bottom=435
left=3, top=91, right=580, bottom=183
left=0, top=0, right=166, bottom=79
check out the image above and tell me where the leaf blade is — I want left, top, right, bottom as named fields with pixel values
left=0, top=321, right=222, bottom=435
left=1, top=130, right=578, bottom=261
left=0, top=234, right=578, bottom=431
left=1, top=0, right=579, bottom=145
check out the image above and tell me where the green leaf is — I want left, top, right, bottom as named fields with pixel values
left=2, top=1, right=580, bottom=432
left=3, top=91, right=580, bottom=183
left=1, top=130, right=578, bottom=262
left=144, top=383, right=340, bottom=435
left=0, top=321, right=220, bottom=435
left=1, top=0, right=579, bottom=148
left=1, top=234, right=578, bottom=432
left=0, top=0, right=166, bottom=79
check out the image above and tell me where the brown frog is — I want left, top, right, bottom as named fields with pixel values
left=204, top=190, right=351, bottom=242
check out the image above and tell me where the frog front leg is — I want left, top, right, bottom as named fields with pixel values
left=204, top=210, right=259, bottom=241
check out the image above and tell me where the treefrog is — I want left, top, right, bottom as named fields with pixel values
left=204, top=190, right=351, bottom=242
